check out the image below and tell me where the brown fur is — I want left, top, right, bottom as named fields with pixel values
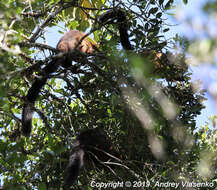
left=57, top=30, right=97, bottom=54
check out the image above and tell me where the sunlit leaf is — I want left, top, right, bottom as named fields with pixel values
left=183, top=0, right=188, bottom=4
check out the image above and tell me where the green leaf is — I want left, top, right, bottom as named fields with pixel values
left=159, top=0, right=164, bottom=6
left=145, top=23, right=150, bottom=30
left=38, top=183, right=46, bottom=190
left=165, top=0, right=174, bottom=9
left=150, top=0, right=155, bottom=5
left=156, top=12, right=162, bottom=18
left=183, top=0, right=188, bottom=4
left=163, top=28, right=170, bottom=32
left=149, top=7, right=158, bottom=14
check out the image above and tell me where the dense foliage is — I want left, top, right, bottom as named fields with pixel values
left=0, top=0, right=216, bottom=189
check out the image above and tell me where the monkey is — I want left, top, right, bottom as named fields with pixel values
left=22, top=9, right=133, bottom=136
left=22, top=30, right=98, bottom=136
left=64, top=127, right=122, bottom=188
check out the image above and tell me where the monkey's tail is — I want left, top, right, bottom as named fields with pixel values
left=99, top=9, right=133, bottom=50
left=118, top=24, right=132, bottom=50
left=22, top=60, right=59, bottom=136
left=117, top=10, right=133, bottom=50
left=64, top=148, right=85, bottom=187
